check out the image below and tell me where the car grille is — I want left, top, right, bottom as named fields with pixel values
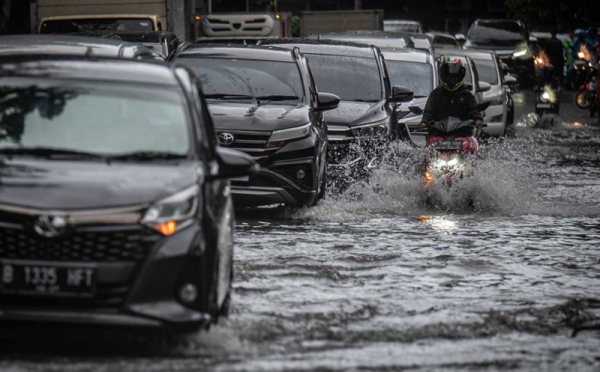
left=216, top=129, right=278, bottom=160
left=0, top=226, right=160, bottom=263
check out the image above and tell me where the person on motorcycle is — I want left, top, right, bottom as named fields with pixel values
left=566, top=29, right=592, bottom=88
left=544, top=29, right=565, bottom=82
left=587, top=27, right=599, bottom=52
left=418, top=58, right=483, bottom=137
left=534, top=64, right=560, bottom=92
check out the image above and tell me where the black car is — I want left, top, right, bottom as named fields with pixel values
left=463, top=19, right=536, bottom=86
left=259, top=39, right=413, bottom=180
left=68, top=31, right=189, bottom=60
left=173, top=44, right=339, bottom=207
left=0, top=54, right=257, bottom=331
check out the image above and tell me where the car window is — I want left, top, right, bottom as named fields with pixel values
left=468, top=21, right=526, bottom=42
left=0, top=78, right=190, bottom=155
left=435, top=36, right=459, bottom=48
left=386, top=60, right=433, bottom=97
left=472, top=58, right=499, bottom=85
left=179, top=57, right=304, bottom=101
left=304, top=54, right=383, bottom=102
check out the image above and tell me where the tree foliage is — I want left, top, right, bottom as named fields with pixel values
left=506, top=0, right=596, bottom=32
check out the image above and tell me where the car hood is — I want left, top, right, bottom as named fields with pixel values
left=324, top=100, right=387, bottom=126
left=0, top=159, right=199, bottom=210
left=208, top=101, right=311, bottom=132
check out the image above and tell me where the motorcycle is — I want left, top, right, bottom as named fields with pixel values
left=575, top=68, right=597, bottom=116
left=407, top=103, right=490, bottom=190
left=572, top=54, right=592, bottom=89
left=534, top=85, right=560, bottom=116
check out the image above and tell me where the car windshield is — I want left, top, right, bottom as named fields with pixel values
left=179, top=57, right=304, bottom=101
left=468, top=22, right=526, bottom=42
left=40, top=19, right=156, bottom=33
left=386, top=61, right=433, bottom=97
left=0, top=78, right=190, bottom=156
left=472, top=58, right=499, bottom=85
left=305, top=54, right=383, bottom=101
left=434, top=36, right=459, bottom=48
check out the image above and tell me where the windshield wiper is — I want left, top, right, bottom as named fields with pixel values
left=107, top=151, right=187, bottom=161
left=353, top=99, right=379, bottom=102
left=204, top=93, right=253, bottom=100
left=256, top=95, right=300, bottom=101
left=413, top=95, right=428, bottom=98
left=0, top=147, right=107, bottom=160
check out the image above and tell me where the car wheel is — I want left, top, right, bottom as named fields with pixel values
left=576, top=91, right=591, bottom=109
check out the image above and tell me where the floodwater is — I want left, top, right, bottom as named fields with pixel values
left=2, top=92, right=600, bottom=371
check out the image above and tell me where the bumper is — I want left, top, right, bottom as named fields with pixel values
left=482, top=104, right=507, bottom=137
left=0, top=224, right=212, bottom=330
left=231, top=136, right=322, bottom=206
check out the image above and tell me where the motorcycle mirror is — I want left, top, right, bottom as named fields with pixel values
left=408, top=106, right=423, bottom=115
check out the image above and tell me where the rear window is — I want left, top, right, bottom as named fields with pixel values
left=40, top=19, right=155, bottom=34
left=468, top=21, right=526, bottom=42
left=306, top=54, right=383, bottom=102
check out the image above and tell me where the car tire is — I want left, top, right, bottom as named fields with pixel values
left=576, top=91, right=591, bottom=109
left=209, top=200, right=235, bottom=324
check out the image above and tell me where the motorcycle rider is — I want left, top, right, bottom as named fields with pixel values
left=418, top=58, right=483, bottom=137
left=544, top=29, right=565, bottom=82
left=534, top=64, right=560, bottom=93
left=566, top=29, right=592, bottom=89
left=587, top=27, right=599, bottom=51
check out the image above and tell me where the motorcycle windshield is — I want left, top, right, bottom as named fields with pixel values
left=431, top=117, right=471, bottom=133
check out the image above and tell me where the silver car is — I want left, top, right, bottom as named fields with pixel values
left=381, top=48, right=437, bottom=135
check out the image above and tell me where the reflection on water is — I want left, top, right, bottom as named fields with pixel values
left=417, top=215, right=460, bottom=232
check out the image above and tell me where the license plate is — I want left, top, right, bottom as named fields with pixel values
left=1, top=260, right=96, bottom=297
left=432, top=140, right=464, bottom=150
left=537, top=103, right=552, bottom=108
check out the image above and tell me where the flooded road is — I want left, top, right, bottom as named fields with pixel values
left=2, top=92, right=600, bottom=371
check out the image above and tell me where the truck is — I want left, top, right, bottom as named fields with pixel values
left=30, top=0, right=190, bottom=40
left=194, top=12, right=293, bottom=41
left=299, top=10, right=384, bottom=37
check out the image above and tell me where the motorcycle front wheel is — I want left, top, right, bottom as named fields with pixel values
left=576, top=90, right=591, bottom=109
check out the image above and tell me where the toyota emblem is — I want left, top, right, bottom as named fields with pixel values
left=33, top=215, right=68, bottom=238
left=218, top=133, right=235, bottom=146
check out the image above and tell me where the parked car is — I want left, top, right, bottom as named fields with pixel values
left=0, top=52, right=257, bottom=331
left=0, top=34, right=162, bottom=61
left=309, top=31, right=414, bottom=50
left=463, top=19, right=536, bottom=86
left=69, top=31, right=188, bottom=60
left=258, top=39, right=414, bottom=180
left=380, top=48, right=438, bottom=136
left=448, top=49, right=517, bottom=136
left=172, top=44, right=339, bottom=207
left=426, top=32, right=462, bottom=49
left=384, top=20, right=423, bottom=33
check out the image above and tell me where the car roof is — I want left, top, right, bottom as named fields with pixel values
left=381, top=48, right=432, bottom=63
left=69, top=31, right=178, bottom=43
left=40, top=14, right=161, bottom=21
left=385, top=20, right=421, bottom=25
left=440, top=48, right=495, bottom=60
left=177, top=44, right=295, bottom=62
left=0, top=35, right=153, bottom=58
left=258, top=38, right=377, bottom=58
left=0, top=56, right=182, bottom=87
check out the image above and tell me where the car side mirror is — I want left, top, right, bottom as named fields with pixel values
left=455, top=33, right=466, bottom=42
left=477, top=81, right=491, bottom=92
left=408, top=106, right=423, bottom=115
left=504, top=75, right=518, bottom=86
left=316, top=92, right=340, bottom=111
left=211, top=147, right=259, bottom=179
left=529, top=35, right=538, bottom=43
left=388, top=85, right=414, bottom=103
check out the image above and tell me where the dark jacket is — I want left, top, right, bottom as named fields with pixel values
left=422, top=85, right=483, bottom=125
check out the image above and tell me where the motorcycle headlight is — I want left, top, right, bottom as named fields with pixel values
left=578, top=52, right=585, bottom=59
left=267, top=123, right=311, bottom=147
left=446, top=158, right=459, bottom=166
left=352, top=119, right=389, bottom=138
left=541, top=92, right=550, bottom=102
left=142, top=185, right=199, bottom=236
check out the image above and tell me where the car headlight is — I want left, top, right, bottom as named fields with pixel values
left=267, top=123, right=311, bottom=148
left=141, top=185, right=199, bottom=236
left=513, top=48, right=530, bottom=58
left=352, top=119, right=389, bottom=138
left=486, top=95, right=504, bottom=106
